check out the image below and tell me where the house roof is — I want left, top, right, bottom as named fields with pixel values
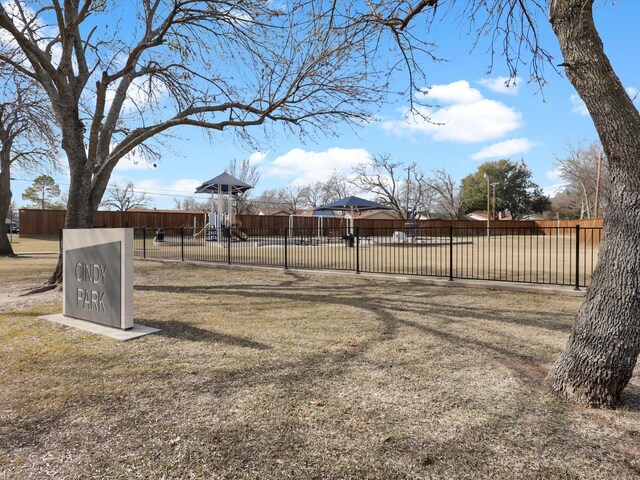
left=356, top=209, right=400, bottom=219
left=466, top=211, right=513, bottom=221
left=256, top=208, right=308, bottom=216
left=126, top=208, right=206, bottom=214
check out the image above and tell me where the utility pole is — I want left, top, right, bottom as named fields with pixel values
left=405, top=165, right=411, bottom=221
left=41, top=183, right=45, bottom=210
left=483, top=173, right=490, bottom=238
left=491, top=183, right=498, bottom=220
left=594, top=153, right=603, bottom=218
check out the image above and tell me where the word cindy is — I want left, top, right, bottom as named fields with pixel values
left=75, top=262, right=108, bottom=312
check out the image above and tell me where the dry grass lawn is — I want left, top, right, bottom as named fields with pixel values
left=6, top=235, right=60, bottom=254
left=1, top=254, right=639, bottom=479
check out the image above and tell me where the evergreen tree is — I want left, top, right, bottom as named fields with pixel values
left=459, top=160, right=550, bottom=219
left=21, top=175, right=61, bottom=209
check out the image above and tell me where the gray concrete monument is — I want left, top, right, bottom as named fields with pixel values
left=62, top=229, right=133, bottom=329
left=40, top=228, right=158, bottom=340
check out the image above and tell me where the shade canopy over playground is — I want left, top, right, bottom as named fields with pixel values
left=313, top=196, right=394, bottom=216
left=194, top=172, right=254, bottom=234
left=194, top=172, right=253, bottom=195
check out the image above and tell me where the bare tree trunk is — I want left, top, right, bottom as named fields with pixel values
left=47, top=116, right=94, bottom=284
left=547, top=0, right=640, bottom=407
left=0, top=148, right=15, bottom=257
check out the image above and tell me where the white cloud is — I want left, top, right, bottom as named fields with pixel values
left=545, top=168, right=563, bottom=183
left=104, top=77, right=168, bottom=115
left=470, top=138, right=534, bottom=160
left=542, top=168, right=565, bottom=197
left=264, top=147, right=371, bottom=184
left=570, top=94, right=589, bottom=116
left=0, top=2, right=63, bottom=67
left=114, top=148, right=157, bottom=171
left=248, top=151, right=268, bottom=164
left=419, top=80, right=484, bottom=103
left=383, top=80, right=522, bottom=143
left=542, top=184, right=565, bottom=197
left=477, top=76, right=521, bottom=95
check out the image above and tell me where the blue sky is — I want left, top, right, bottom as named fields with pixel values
left=10, top=1, right=639, bottom=210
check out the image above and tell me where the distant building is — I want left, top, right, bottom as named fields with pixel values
left=256, top=208, right=308, bottom=216
left=466, top=211, right=513, bottom=221
left=356, top=210, right=400, bottom=220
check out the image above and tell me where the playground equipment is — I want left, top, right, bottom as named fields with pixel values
left=288, top=214, right=325, bottom=245
left=314, top=196, right=394, bottom=247
left=194, top=172, right=253, bottom=242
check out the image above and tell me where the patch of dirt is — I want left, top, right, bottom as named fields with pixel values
left=0, top=281, right=62, bottom=312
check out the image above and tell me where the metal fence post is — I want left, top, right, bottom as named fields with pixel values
left=356, top=226, right=360, bottom=274
left=575, top=224, right=580, bottom=290
left=227, top=226, right=232, bottom=265
left=181, top=226, right=185, bottom=261
left=142, top=227, right=146, bottom=259
left=284, top=226, right=288, bottom=269
left=449, top=225, right=454, bottom=281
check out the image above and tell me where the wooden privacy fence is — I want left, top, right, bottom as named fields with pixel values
left=19, top=209, right=208, bottom=235
left=18, top=208, right=604, bottom=244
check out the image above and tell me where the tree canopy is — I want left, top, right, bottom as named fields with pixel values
left=460, top=160, right=550, bottom=219
left=101, top=182, right=152, bottom=211
left=0, top=70, right=58, bottom=255
left=554, top=142, right=608, bottom=219
left=21, top=174, right=62, bottom=209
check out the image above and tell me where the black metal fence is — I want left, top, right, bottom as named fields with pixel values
left=134, top=225, right=603, bottom=289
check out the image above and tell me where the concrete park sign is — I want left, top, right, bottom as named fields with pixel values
left=63, top=229, right=133, bottom=330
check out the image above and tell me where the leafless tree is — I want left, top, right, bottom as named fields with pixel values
left=321, top=171, right=357, bottom=204
left=407, top=168, right=437, bottom=219
left=301, top=181, right=327, bottom=209
left=279, top=184, right=309, bottom=213
left=226, top=158, right=261, bottom=214
left=542, top=0, right=640, bottom=407
left=298, top=172, right=357, bottom=209
left=0, top=73, right=58, bottom=256
left=0, top=0, right=434, bottom=281
left=554, top=142, right=609, bottom=219
left=425, top=169, right=464, bottom=220
left=173, top=196, right=208, bottom=211
left=4, top=0, right=635, bottom=407
left=350, top=154, right=429, bottom=220
left=387, top=0, right=640, bottom=408
left=350, top=154, right=404, bottom=217
left=253, top=189, right=288, bottom=212
left=550, top=189, right=581, bottom=219
left=101, top=182, right=151, bottom=211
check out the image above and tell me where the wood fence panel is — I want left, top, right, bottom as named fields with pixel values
left=18, top=208, right=605, bottom=245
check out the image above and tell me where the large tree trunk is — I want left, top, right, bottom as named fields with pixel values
left=547, top=0, right=640, bottom=407
left=47, top=113, right=95, bottom=285
left=0, top=147, right=15, bottom=257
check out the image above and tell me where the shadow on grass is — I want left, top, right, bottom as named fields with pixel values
left=139, top=318, right=270, bottom=350
left=135, top=281, right=573, bottom=333
left=135, top=275, right=639, bottom=411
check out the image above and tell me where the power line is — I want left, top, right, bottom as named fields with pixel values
left=10, top=176, right=201, bottom=199
left=10, top=175, right=293, bottom=207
